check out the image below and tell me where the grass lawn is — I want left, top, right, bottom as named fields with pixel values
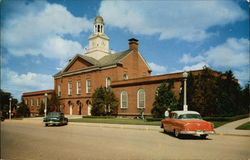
left=69, top=115, right=248, bottom=128
left=69, top=118, right=161, bottom=126
left=69, top=118, right=226, bottom=128
left=12, top=118, right=24, bottom=120
left=236, top=122, right=250, bottom=130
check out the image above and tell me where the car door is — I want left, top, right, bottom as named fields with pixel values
left=169, top=113, right=178, bottom=132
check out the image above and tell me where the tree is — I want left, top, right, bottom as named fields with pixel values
left=151, top=82, right=177, bottom=118
left=0, top=89, right=18, bottom=118
left=91, top=86, right=118, bottom=116
left=178, top=67, right=246, bottom=117
left=39, top=101, right=45, bottom=116
left=47, top=92, right=60, bottom=112
left=38, top=92, right=59, bottom=116
left=240, top=83, right=250, bottom=114
left=16, top=99, right=30, bottom=117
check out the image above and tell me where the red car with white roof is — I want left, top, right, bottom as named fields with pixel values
left=161, top=111, right=215, bottom=139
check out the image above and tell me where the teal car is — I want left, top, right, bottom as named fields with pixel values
left=43, top=112, right=68, bottom=127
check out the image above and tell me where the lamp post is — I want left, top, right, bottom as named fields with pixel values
left=183, top=71, right=188, bottom=111
left=44, top=93, right=48, bottom=117
left=9, top=98, right=12, bottom=119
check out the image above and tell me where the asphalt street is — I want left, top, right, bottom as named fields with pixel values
left=1, top=121, right=249, bottom=160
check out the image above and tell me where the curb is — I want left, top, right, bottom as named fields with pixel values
left=214, top=133, right=250, bottom=137
left=3, top=120, right=249, bottom=137
left=69, top=122, right=161, bottom=131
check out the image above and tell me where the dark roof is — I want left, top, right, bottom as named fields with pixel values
left=54, top=49, right=132, bottom=78
left=99, top=49, right=131, bottom=66
left=22, top=89, right=54, bottom=96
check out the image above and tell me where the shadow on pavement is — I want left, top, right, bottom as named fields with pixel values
left=159, top=131, right=212, bottom=140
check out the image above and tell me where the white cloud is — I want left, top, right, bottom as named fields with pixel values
left=180, top=54, right=205, bottom=64
left=2, top=68, right=53, bottom=100
left=2, top=1, right=92, bottom=62
left=180, top=38, right=249, bottom=68
left=205, top=38, right=249, bottom=68
left=148, top=62, right=167, bottom=75
left=171, top=62, right=209, bottom=73
left=183, top=62, right=209, bottom=71
left=178, top=38, right=249, bottom=85
left=234, top=69, right=250, bottom=86
left=99, top=1, right=247, bottom=41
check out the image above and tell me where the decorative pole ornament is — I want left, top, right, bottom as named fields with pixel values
left=183, top=71, right=188, bottom=111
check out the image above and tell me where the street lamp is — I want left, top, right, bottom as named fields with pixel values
left=9, top=98, right=12, bottom=119
left=183, top=71, right=188, bottom=111
left=44, top=93, right=48, bottom=117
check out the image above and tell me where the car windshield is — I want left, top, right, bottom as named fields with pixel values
left=48, top=112, right=60, bottom=117
left=178, top=114, right=202, bottom=120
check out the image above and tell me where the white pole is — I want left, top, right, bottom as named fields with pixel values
left=9, top=98, right=12, bottom=119
left=44, top=93, right=48, bottom=117
left=183, top=72, right=188, bottom=111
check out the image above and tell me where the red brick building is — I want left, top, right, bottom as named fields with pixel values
left=22, top=90, right=54, bottom=116
left=21, top=16, right=216, bottom=117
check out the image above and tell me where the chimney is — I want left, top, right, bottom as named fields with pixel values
left=128, top=38, right=138, bottom=51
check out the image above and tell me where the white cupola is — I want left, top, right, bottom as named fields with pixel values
left=85, top=16, right=111, bottom=60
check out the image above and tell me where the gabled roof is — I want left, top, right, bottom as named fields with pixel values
left=54, top=49, right=132, bottom=78
left=99, top=49, right=132, bottom=66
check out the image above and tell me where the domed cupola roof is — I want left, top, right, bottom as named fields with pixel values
left=95, top=16, right=104, bottom=23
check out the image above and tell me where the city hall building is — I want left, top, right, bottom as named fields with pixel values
left=22, top=16, right=205, bottom=117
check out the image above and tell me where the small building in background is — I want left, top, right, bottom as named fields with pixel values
left=22, top=90, right=54, bottom=117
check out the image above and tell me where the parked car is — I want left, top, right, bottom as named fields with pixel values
left=0, top=116, right=5, bottom=121
left=161, top=111, right=215, bottom=139
left=43, top=112, right=68, bottom=127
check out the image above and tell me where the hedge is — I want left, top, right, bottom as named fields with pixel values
left=82, top=116, right=116, bottom=119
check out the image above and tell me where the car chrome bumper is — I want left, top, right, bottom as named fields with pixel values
left=44, top=121, right=61, bottom=125
left=180, top=131, right=215, bottom=135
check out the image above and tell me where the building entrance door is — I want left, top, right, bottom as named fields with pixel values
left=88, top=104, right=92, bottom=116
left=70, top=104, right=73, bottom=115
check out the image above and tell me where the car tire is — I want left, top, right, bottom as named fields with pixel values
left=174, top=129, right=179, bottom=138
left=200, top=135, right=207, bottom=139
left=45, top=123, right=48, bottom=127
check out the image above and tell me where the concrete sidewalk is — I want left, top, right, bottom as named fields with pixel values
left=215, top=117, right=250, bottom=137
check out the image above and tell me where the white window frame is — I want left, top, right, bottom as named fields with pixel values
left=68, top=82, right=72, bottom=95
left=76, top=80, right=81, bottom=95
left=58, top=85, right=61, bottom=97
left=25, top=100, right=28, bottom=105
left=86, top=80, right=91, bottom=93
left=31, top=98, right=34, bottom=106
left=120, top=91, right=128, bottom=109
left=106, top=77, right=111, bottom=88
left=137, top=89, right=145, bottom=108
left=37, top=98, right=40, bottom=106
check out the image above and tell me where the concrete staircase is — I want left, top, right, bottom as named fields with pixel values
left=65, top=115, right=82, bottom=119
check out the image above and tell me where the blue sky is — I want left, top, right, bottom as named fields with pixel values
left=1, top=0, right=249, bottom=101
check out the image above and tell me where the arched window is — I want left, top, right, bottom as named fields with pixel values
left=123, top=74, right=128, bottom=80
left=137, top=89, right=145, bottom=108
left=106, top=77, right=111, bottom=88
left=121, top=91, right=128, bottom=108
